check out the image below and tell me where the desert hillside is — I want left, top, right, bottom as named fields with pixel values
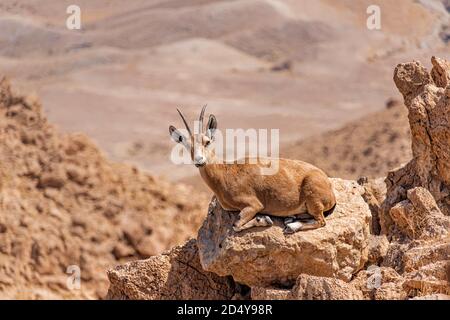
left=0, top=79, right=208, bottom=299
left=284, top=99, right=412, bottom=179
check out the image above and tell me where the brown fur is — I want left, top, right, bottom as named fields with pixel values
left=170, top=108, right=336, bottom=233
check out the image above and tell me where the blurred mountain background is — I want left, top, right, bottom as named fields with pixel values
left=0, top=0, right=448, bottom=187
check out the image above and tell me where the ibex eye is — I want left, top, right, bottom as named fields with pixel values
left=205, top=140, right=211, bottom=146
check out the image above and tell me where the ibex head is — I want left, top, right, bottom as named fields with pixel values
left=169, top=105, right=217, bottom=167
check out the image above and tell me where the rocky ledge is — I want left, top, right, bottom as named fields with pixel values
left=197, top=178, right=371, bottom=287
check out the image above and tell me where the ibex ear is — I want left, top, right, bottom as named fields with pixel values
left=206, top=114, right=217, bottom=139
left=169, top=125, right=189, bottom=147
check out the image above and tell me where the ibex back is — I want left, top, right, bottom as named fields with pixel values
left=169, top=106, right=336, bottom=233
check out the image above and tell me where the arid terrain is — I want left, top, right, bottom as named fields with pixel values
left=0, top=79, right=208, bottom=298
left=1, top=0, right=448, bottom=184
left=0, top=0, right=448, bottom=299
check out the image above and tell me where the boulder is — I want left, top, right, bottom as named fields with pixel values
left=367, top=234, right=390, bottom=266
left=197, top=178, right=371, bottom=287
left=106, top=239, right=238, bottom=300
left=351, top=266, right=406, bottom=300
left=389, top=187, right=449, bottom=240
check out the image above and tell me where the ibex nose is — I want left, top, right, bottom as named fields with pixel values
left=194, top=155, right=206, bottom=167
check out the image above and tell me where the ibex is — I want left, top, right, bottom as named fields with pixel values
left=169, top=106, right=336, bottom=233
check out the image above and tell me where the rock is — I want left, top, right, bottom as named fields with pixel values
left=430, top=56, right=450, bottom=88
left=402, top=238, right=449, bottom=273
left=401, top=238, right=450, bottom=296
left=251, top=287, right=291, bottom=300
left=393, top=61, right=433, bottom=105
left=351, top=266, right=406, bottom=300
left=112, top=243, right=135, bottom=259
left=389, top=187, right=450, bottom=240
left=403, top=262, right=449, bottom=294
left=252, top=274, right=363, bottom=300
left=65, top=164, right=86, bottom=185
left=197, top=178, right=371, bottom=287
left=381, top=242, right=410, bottom=272
left=367, top=235, right=390, bottom=265
left=382, top=56, right=450, bottom=238
left=379, top=236, right=450, bottom=298
left=293, top=274, right=363, bottom=300
left=38, top=171, right=66, bottom=189
left=106, top=239, right=237, bottom=300
left=358, top=177, right=387, bottom=235
left=410, top=294, right=450, bottom=300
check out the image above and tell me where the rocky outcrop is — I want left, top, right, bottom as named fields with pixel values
left=375, top=57, right=450, bottom=299
left=105, top=57, right=449, bottom=301
left=106, top=239, right=239, bottom=300
left=382, top=57, right=450, bottom=238
left=358, top=237, right=450, bottom=299
left=197, top=178, right=371, bottom=287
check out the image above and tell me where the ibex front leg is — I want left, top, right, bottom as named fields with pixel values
left=233, top=203, right=264, bottom=232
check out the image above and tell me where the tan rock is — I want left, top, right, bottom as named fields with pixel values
left=106, top=239, right=236, bottom=300
left=401, top=237, right=449, bottom=296
left=431, top=56, right=450, bottom=88
left=351, top=266, right=406, bottom=300
left=402, top=238, right=450, bottom=273
left=389, top=187, right=449, bottom=240
left=197, top=178, right=371, bottom=287
left=410, top=294, right=450, bottom=300
left=251, top=287, right=291, bottom=300
left=38, top=170, right=66, bottom=189
left=292, top=274, right=363, bottom=300
left=381, top=237, right=450, bottom=298
left=358, top=177, right=387, bottom=234
left=382, top=56, right=450, bottom=237
left=252, top=274, right=363, bottom=300
left=367, top=234, right=390, bottom=265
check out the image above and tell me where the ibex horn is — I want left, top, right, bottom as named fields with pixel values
left=199, top=104, right=207, bottom=133
left=177, top=108, right=192, bottom=138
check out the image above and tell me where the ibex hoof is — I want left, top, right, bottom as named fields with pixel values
left=283, top=221, right=303, bottom=234
left=256, top=215, right=273, bottom=226
left=284, top=216, right=295, bottom=224
left=233, top=225, right=243, bottom=232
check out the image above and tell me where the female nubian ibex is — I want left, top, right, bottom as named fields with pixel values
left=169, top=106, right=336, bottom=233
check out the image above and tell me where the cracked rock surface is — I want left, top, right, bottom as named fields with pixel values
left=106, top=239, right=238, bottom=300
